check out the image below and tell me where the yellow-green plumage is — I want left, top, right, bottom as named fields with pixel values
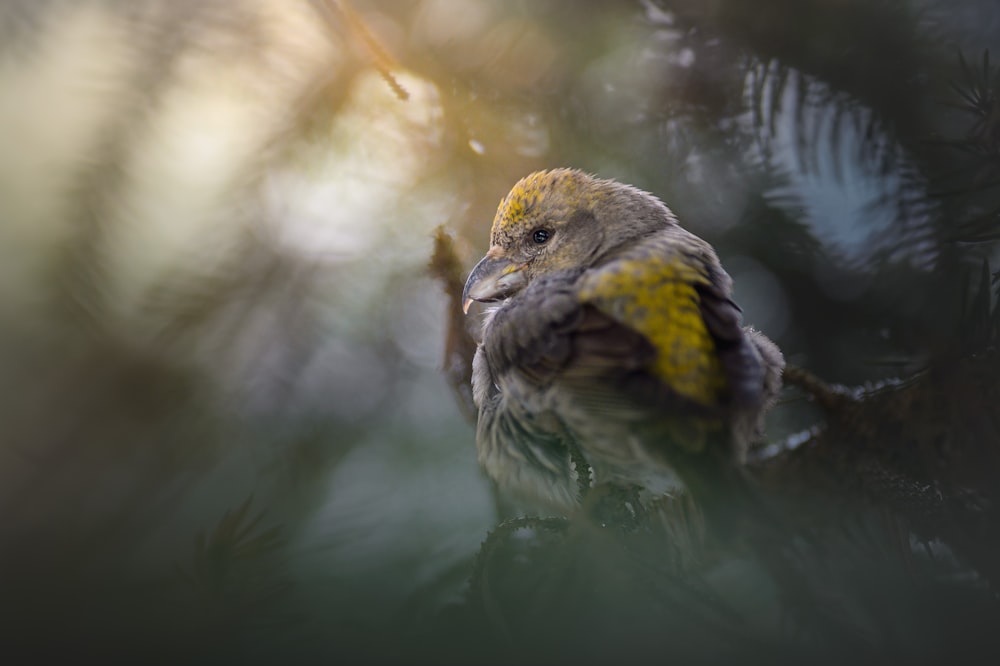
left=492, top=170, right=599, bottom=236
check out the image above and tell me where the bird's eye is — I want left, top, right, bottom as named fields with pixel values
left=532, top=229, right=552, bottom=244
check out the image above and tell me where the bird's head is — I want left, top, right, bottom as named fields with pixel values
left=463, top=168, right=677, bottom=312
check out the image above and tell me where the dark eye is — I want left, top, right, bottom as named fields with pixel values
left=532, top=229, right=552, bottom=244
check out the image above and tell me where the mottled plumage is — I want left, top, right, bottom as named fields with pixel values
left=464, top=169, right=784, bottom=516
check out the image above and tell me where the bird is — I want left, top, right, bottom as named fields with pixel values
left=462, top=168, right=784, bottom=527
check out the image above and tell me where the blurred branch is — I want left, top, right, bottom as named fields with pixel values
left=175, top=495, right=294, bottom=629
left=935, top=49, right=1000, bottom=246
left=428, top=226, right=479, bottom=424
left=311, top=0, right=409, bottom=100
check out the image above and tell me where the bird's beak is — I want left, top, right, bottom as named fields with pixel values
left=462, top=254, right=527, bottom=314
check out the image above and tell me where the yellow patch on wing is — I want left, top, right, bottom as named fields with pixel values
left=578, top=256, right=727, bottom=406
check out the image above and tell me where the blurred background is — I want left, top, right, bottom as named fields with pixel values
left=1, top=0, right=999, bottom=663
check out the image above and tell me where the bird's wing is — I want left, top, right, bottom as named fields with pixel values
left=577, top=230, right=765, bottom=409
left=482, top=270, right=635, bottom=370
left=477, top=270, right=655, bottom=471
left=479, top=231, right=771, bottom=466
left=483, top=230, right=766, bottom=412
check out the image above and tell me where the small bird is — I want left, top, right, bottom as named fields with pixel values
left=462, top=169, right=784, bottom=525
